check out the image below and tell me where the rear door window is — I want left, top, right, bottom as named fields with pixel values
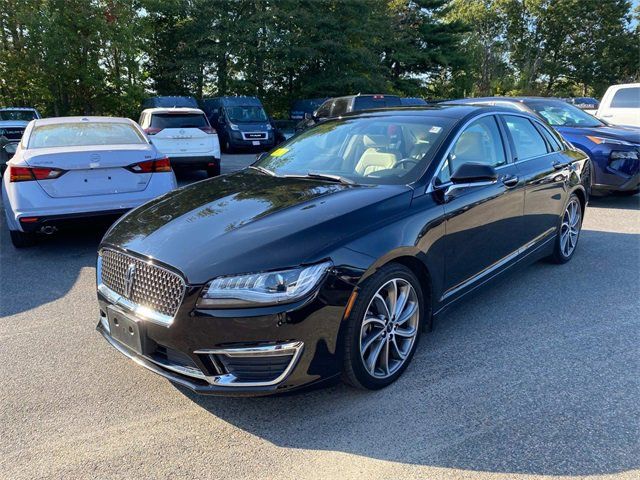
left=535, top=122, right=562, bottom=151
left=150, top=113, right=208, bottom=129
left=610, top=87, right=640, bottom=108
left=503, top=115, right=549, bottom=161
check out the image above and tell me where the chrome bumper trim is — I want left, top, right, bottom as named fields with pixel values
left=195, top=341, right=304, bottom=387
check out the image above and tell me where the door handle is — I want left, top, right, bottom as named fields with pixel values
left=553, top=161, right=570, bottom=170
left=501, top=175, right=519, bottom=187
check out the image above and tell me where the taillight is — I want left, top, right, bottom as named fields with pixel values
left=154, top=157, right=171, bottom=172
left=9, top=166, right=65, bottom=182
left=127, top=157, right=172, bottom=173
left=144, top=127, right=163, bottom=135
left=199, top=126, right=216, bottom=134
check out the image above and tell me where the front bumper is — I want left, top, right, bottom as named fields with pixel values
left=96, top=273, right=352, bottom=396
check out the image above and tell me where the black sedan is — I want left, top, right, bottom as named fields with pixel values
left=96, top=105, right=590, bottom=395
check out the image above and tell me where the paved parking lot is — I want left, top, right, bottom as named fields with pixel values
left=1, top=154, right=638, bottom=480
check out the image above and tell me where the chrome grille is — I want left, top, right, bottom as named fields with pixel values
left=99, top=249, right=185, bottom=318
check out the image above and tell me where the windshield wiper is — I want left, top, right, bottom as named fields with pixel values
left=285, top=172, right=355, bottom=185
left=248, top=165, right=277, bottom=176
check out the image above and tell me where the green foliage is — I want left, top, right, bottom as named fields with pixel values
left=0, top=0, right=637, bottom=119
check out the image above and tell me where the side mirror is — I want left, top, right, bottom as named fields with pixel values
left=450, top=163, right=498, bottom=184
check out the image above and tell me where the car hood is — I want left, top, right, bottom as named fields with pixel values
left=557, top=124, right=640, bottom=144
left=102, top=170, right=413, bottom=283
left=234, top=122, right=271, bottom=131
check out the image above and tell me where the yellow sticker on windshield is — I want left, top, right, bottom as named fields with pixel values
left=270, top=148, right=289, bottom=157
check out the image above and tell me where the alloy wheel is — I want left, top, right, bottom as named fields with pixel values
left=560, top=198, right=581, bottom=257
left=359, top=278, right=419, bottom=379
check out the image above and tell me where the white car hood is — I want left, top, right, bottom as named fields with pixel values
left=0, top=120, right=29, bottom=128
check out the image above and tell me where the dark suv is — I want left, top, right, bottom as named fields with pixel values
left=296, top=94, right=402, bottom=131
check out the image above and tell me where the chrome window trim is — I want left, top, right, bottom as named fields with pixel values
left=194, top=341, right=304, bottom=387
left=97, top=249, right=186, bottom=327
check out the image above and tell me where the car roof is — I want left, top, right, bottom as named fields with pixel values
left=32, top=116, right=138, bottom=126
left=141, top=107, right=205, bottom=115
left=446, top=96, right=569, bottom=105
left=0, top=107, right=38, bottom=111
left=340, top=104, right=512, bottom=119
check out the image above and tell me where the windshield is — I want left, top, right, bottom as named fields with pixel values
left=255, top=115, right=453, bottom=185
left=28, top=122, right=146, bottom=149
left=226, top=106, right=268, bottom=123
left=526, top=101, right=604, bottom=127
left=0, top=110, right=37, bottom=122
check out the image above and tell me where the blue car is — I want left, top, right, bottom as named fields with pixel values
left=446, top=97, right=640, bottom=196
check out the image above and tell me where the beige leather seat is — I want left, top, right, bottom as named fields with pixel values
left=354, top=134, right=397, bottom=176
left=355, top=149, right=397, bottom=176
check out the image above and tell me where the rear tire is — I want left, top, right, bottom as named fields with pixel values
left=206, top=163, right=220, bottom=178
left=342, top=263, right=424, bottom=390
left=10, top=230, right=36, bottom=248
left=549, top=193, right=582, bottom=264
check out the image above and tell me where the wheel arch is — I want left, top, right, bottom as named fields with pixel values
left=357, top=248, right=435, bottom=331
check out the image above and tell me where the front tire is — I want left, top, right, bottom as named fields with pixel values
left=549, top=193, right=582, bottom=264
left=342, top=263, right=424, bottom=390
left=10, top=230, right=36, bottom=248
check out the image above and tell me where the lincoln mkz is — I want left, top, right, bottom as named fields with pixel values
left=96, top=105, right=589, bottom=395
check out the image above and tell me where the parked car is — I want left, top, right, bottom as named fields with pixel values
left=596, top=83, right=640, bottom=127
left=290, top=98, right=328, bottom=121
left=0, top=107, right=41, bottom=175
left=565, top=97, right=599, bottom=115
left=296, top=94, right=402, bottom=131
left=2, top=116, right=177, bottom=248
left=138, top=107, right=221, bottom=177
left=96, top=105, right=589, bottom=395
left=142, top=96, right=199, bottom=109
left=445, top=97, right=640, bottom=196
left=201, top=96, right=275, bottom=152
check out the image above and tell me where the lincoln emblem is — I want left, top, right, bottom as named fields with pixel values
left=124, top=263, right=136, bottom=298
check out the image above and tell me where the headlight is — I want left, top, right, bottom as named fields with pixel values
left=586, top=136, right=634, bottom=147
left=266, top=124, right=273, bottom=131
left=198, top=261, right=332, bottom=308
left=610, top=150, right=639, bottom=160
left=229, top=122, right=239, bottom=131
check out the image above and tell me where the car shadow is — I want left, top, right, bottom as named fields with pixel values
left=589, top=193, right=639, bottom=210
left=0, top=221, right=106, bottom=317
left=179, top=229, right=640, bottom=477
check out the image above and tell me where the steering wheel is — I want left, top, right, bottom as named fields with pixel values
left=395, top=158, right=419, bottom=170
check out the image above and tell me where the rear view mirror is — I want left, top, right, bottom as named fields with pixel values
left=450, top=163, right=498, bottom=184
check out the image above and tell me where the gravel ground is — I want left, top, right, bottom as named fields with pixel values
left=1, top=156, right=638, bottom=480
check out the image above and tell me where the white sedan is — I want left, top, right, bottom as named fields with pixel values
left=2, top=116, right=177, bottom=248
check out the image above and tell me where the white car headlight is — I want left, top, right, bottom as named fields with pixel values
left=198, top=261, right=332, bottom=308
left=229, top=122, right=240, bottom=131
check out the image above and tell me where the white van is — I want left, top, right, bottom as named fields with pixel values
left=596, top=83, right=640, bottom=127
left=138, top=107, right=221, bottom=176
